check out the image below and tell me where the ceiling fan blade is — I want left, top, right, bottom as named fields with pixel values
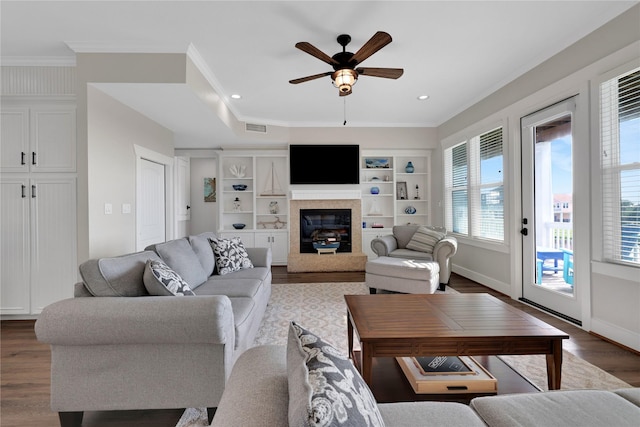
left=351, top=31, right=392, bottom=65
left=356, top=67, right=404, bottom=79
left=289, top=71, right=333, bottom=84
left=295, top=42, right=339, bottom=66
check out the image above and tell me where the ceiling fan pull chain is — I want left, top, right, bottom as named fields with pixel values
left=343, top=97, right=347, bottom=126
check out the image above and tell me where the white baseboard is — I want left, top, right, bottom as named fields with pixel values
left=590, top=317, right=640, bottom=352
left=452, top=264, right=511, bottom=295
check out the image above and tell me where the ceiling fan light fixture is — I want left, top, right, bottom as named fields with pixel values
left=332, top=69, right=358, bottom=94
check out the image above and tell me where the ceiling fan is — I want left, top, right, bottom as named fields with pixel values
left=289, top=31, right=404, bottom=96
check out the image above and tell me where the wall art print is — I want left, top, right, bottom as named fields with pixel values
left=204, top=177, right=216, bottom=202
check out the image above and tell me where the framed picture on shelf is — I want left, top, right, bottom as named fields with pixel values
left=365, top=158, right=390, bottom=169
left=396, top=181, right=408, bottom=200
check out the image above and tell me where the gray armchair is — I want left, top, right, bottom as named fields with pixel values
left=371, top=224, right=458, bottom=290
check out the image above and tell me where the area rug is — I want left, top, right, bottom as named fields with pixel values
left=176, top=282, right=631, bottom=426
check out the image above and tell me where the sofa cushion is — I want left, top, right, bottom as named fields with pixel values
left=78, top=251, right=161, bottom=297
left=188, top=232, right=218, bottom=276
left=389, top=249, right=434, bottom=261
left=143, top=260, right=195, bottom=296
left=470, top=389, right=640, bottom=427
left=154, top=238, right=208, bottom=288
left=195, top=278, right=263, bottom=299
left=378, top=402, right=485, bottom=427
left=287, top=321, right=385, bottom=427
left=406, top=226, right=446, bottom=254
left=209, top=237, right=254, bottom=276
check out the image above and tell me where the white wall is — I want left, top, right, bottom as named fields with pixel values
left=189, top=157, right=219, bottom=234
left=87, top=85, right=174, bottom=258
left=436, top=5, right=640, bottom=350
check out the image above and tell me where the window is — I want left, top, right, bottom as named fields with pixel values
left=600, top=67, right=640, bottom=265
left=444, top=126, right=504, bottom=241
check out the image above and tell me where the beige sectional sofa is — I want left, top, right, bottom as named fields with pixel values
left=212, top=343, right=640, bottom=427
left=35, top=232, right=272, bottom=427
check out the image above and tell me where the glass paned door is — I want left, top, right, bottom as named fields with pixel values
left=521, top=98, right=581, bottom=323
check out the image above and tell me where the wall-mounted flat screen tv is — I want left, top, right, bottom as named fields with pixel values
left=289, top=144, right=360, bottom=185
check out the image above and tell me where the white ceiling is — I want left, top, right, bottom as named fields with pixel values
left=2, top=1, right=637, bottom=148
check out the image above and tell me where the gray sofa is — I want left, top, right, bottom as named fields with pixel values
left=35, top=232, right=272, bottom=427
left=212, top=344, right=640, bottom=427
left=371, top=224, right=458, bottom=289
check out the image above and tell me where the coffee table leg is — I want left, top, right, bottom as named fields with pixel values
left=361, top=343, right=373, bottom=385
left=546, top=339, right=563, bottom=390
left=347, top=312, right=354, bottom=359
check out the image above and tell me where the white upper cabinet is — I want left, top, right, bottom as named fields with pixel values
left=1, top=105, right=76, bottom=173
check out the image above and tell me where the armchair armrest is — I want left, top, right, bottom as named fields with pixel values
left=371, top=235, right=398, bottom=257
left=432, top=236, right=458, bottom=284
left=245, top=247, right=272, bottom=268
left=35, top=295, right=234, bottom=346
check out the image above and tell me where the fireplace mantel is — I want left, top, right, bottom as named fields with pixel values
left=290, top=189, right=361, bottom=200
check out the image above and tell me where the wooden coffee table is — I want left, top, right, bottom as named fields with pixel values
left=345, top=293, right=569, bottom=391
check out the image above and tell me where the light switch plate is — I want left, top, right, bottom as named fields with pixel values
left=104, top=203, right=113, bottom=215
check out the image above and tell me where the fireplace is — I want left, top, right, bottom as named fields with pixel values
left=288, top=196, right=367, bottom=273
left=300, top=209, right=352, bottom=253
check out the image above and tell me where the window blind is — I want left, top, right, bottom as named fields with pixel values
left=601, top=67, right=640, bottom=265
left=444, top=126, right=504, bottom=241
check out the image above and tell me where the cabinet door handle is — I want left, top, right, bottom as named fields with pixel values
left=21, top=152, right=26, bottom=165
left=32, top=152, right=36, bottom=165
left=21, top=185, right=26, bottom=198
left=31, top=185, right=36, bottom=198
left=186, top=205, right=191, bottom=210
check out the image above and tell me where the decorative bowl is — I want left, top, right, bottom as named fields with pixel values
left=405, top=206, right=417, bottom=214
left=232, top=223, right=246, bottom=229
left=232, top=184, right=247, bottom=191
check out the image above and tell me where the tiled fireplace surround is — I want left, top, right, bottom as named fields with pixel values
left=288, top=190, right=367, bottom=272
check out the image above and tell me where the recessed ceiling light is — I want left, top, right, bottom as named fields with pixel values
left=231, top=94, right=242, bottom=99
left=417, top=95, right=429, bottom=101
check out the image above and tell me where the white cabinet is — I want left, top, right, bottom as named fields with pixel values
left=175, top=156, right=191, bottom=221
left=1, top=105, right=76, bottom=173
left=1, top=176, right=77, bottom=314
left=362, top=229, right=390, bottom=260
left=1, top=101, right=77, bottom=316
left=255, top=231, right=289, bottom=265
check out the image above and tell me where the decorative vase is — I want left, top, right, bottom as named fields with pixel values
left=269, top=201, right=279, bottom=214
left=233, top=197, right=242, bottom=212
left=405, top=161, right=415, bottom=173
left=370, top=186, right=380, bottom=195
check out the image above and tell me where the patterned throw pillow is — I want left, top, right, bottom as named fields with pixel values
left=406, top=226, right=446, bottom=254
left=143, top=259, right=195, bottom=296
left=287, top=321, right=385, bottom=427
left=208, top=237, right=254, bottom=276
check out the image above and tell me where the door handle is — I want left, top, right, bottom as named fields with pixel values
left=21, top=152, right=26, bottom=165
left=31, top=185, right=36, bottom=198
left=22, top=185, right=26, bottom=198
left=32, top=152, right=37, bottom=165
left=520, top=228, right=528, bottom=236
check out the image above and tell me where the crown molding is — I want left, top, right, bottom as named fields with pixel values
left=1, top=56, right=76, bottom=67
left=65, top=41, right=190, bottom=54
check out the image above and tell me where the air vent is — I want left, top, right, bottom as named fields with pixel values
left=245, top=123, right=267, bottom=133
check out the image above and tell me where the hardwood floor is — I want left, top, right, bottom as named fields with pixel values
left=1, top=270, right=638, bottom=427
